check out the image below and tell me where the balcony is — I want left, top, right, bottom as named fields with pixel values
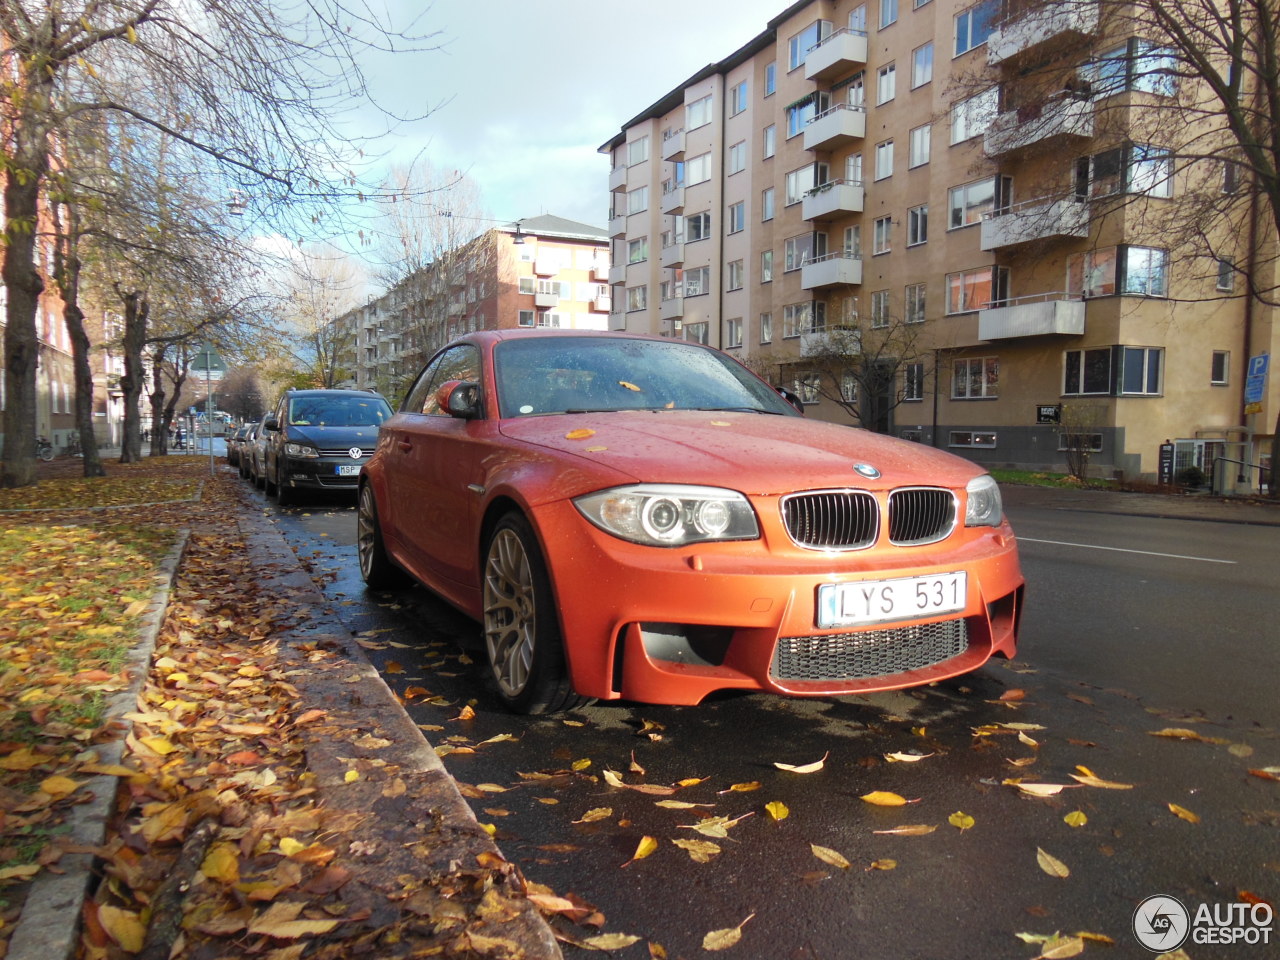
left=608, top=263, right=626, bottom=285
left=801, top=325, right=862, bottom=358
left=981, top=196, right=1089, bottom=250
left=978, top=294, right=1085, bottom=340
left=534, top=291, right=560, bottom=308
left=609, top=212, right=626, bottom=237
left=660, top=296, right=684, bottom=321
left=591, top=293, right=612, bottom=313
left=661, top=128, right=685, bottom=161
left=661, top=186, right=685, bottom=216
left=802, top=180, right=865, bottom=221
left=592, top=259, right=610, bottom=281
left=661, top=242, right=685, bottom=268
left=609, top=164, right=627, bottom=192
left=985, top=94, right=1094, bottom=157
left=610, top=306, right=626, bottom=331
left=534, top=258, right=558, bottom=276
left=447, top=298, right=466, bottom=316
left=804, top=29, right=869, bottom=81
left=988, top=1, right=1099, bottom=66
left=803, top=104, right=867, bottom=152
left=801, top=253, right=863, bottom=290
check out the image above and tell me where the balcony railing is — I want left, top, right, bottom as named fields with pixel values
left=661, top=127, right=686, bottom=161
left=661, top=186, right=685, bottom=215
left=978, top=292, right=1085, bottom=340
left=802, top=179, right=865, bottom=221
left=660, top=296, right=684, bottom=321
left=534, top=291, right=560, bottom=308
left=801, top=324, right=862, bottom=358
left=608, top=164, right=627, bottom=192
left=801, top=252, right=864, bottom=290
left=981, top=195, right=1089, bottom=250
left=608, top=263, right=626, bottom=285
left=985, top=93, right=1094, bottom=156
left=988, top=1, right=1099, bottom=65
left=591, top=294, right=612, bottom=313
left=804, top=104, right=867, bottom=152
left=661, top=242, right=685, bottom=268
left=804, top=28, right=869, bottom=81
left=609, top=212, right=627, bottom=237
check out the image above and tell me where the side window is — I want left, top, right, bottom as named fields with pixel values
left=419, top=344, right=482, bottom=416
left=403, top=355, right=446, bottom=414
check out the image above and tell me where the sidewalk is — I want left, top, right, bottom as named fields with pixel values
left=1000, top=481, right=1280, bottom=526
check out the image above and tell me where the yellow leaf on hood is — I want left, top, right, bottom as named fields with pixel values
left=810, top=844, right=851, bottom=869
left=565, top=428, right=596, bottom=440
left=624, top=835, right=658, bottom=865
left=703, top=914, right=754, bottom=951
left=860, top=791, right=913, bottom=806
left=765, top=801, right=790, bottom=821
left=1063, top=810, right=1088, bottom=828
left=948, top=811, right=975, bottom=831
left=1036, top=847, right=1070, bottom=878
left=1168, top=802, right=1200, bottom=823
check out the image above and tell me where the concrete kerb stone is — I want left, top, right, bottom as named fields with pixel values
left=6, top=530, right=190, bottom=960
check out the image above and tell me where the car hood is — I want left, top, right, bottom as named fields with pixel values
left=499, top=411, right=981, bottom=495
left=288, top=425, right=381, bottom=448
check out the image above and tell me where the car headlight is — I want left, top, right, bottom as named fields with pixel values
left=284, top=442, right=319, bottom=458
left=574, top=485, right=759, bottom=547
left=964, top=474, right=1003, bottom=527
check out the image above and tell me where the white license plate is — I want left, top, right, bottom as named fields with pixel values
left=817, top=572, right=967, bottom=628
left=336, top=464, right=361, bottom=476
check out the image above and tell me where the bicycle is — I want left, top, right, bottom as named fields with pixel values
left=35, top=436, right=53, bottom=461
left=64, top=433, right=82, bottom=457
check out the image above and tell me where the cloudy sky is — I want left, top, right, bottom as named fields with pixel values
left=357, top=0, right=788, bottom=231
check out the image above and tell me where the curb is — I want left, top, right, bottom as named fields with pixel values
left=6, top=531, right=190, bottom=960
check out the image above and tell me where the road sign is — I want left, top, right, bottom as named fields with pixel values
left=1244, top=353, right=1269, bottom=412
left=193, top=342, right=226, bottom=375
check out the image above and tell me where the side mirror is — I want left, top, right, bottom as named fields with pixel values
left=437, top=380, right=482, bottom=419
left=776, top=386, right=805, bottom=413
left=263, top=416, right=280, bottom=431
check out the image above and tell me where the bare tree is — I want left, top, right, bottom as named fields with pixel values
left=270, top=246, right=365, bottom=388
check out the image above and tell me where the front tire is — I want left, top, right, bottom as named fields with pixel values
left=482, top=513, right=588, bottom=714
left=357, top=484, right=410, bottom=590
left=276, top=465, right=294, bottom=506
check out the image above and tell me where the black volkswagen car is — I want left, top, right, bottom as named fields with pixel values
left=262, top=389, right=393, bottom=505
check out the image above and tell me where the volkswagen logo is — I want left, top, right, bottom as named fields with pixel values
left=853, top=463, right=881, bottom=479
left=348, top=447, right=363, bottom=459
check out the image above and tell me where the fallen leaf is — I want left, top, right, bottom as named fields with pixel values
left=623, top=836, right=658, bottom=866
left=860, top=791, right=915, bottom=806
left=1076, top=931, right=1115, bottom=945
left=774, top=752, right=828, bottom=774
left=1000, top=688, right=1027, bottom=701
left=703, top=913, right=754, bottom=951
left=573, top=808, right=614, bottom=824
left=384, top=661, right=404, bottom=674
left=764, top=801, right=790, bottom=821
left=654, top=800, right=714, bottom=810
left=810, top=844, right=851, bottom=869
left=1248, top=767, right=1280, bottom=782
left=565, top=428, right=596, bottom=440
left=720, top=781, right=761, bottom=793
left=1148, top=727, right=1229, bottom=743
left=581, top=933, right=642, bottom=950
left=867, top=858, right=897, bottom=871
left=201, top=842, right=241, bottom=883
left=1007, top=781, right=1068, bottom=797
left=98, top=905, right=146, bottom=953
left=1168, top=802, right=1200, bottom=823
left=1036, top=847, right=1070, bottom=878
left=948, top=811, right=975, bottom=831
left=885, top=752, right=934, bottom=763
left=1035, top=936, right=1084, bottom=959
left=38, top=775, right=81, bottom=799
left=672, top=838, right=721, bottom=862
left=873, top=824, right=938, bottom=836
left=680, top=813, right=753, bottom=838
left=1063, top=810, right=1088, bottom=828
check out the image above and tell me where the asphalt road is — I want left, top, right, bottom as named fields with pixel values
left=256, top=476, right=1280, bottom=960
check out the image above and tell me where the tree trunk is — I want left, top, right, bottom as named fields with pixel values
left=52, top=201, right=106, bottom=478
left=0, top=92, right=54, bottom=488
left=117, top=290, right=149, bottom=464
left=148, top=346, right=169, bottom=457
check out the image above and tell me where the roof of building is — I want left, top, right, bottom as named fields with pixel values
left=499, top=214, right=609, bottom=242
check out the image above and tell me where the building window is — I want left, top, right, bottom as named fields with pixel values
left=660, top=278, right=680, bottom=301
left=728, top=201, right=745, bottom=234
left=954, top=0, right=998, bottom=56
left=783, top=301, right=824, bottom=337
left=627, top=237, right=648, bottom=263
left=871, top=290, right=890, bottom=328
left=729, top=80, right=748, bottom=116
left=907, top=204, right=928, bottom=246
left=908, top=124, right=931, bottom=167
left=847, top=152, right=863, bottom=182
left=787, top=92, right=828, bottom=137
left=686, top=211, right=712, bottom=241
left=840, top=373, right=858, bottom=403
left=785, top=233, right=815, bottom=271
left=764, top=62, right=777, bottom=96
left=876, top=63, right=896, bottom=104
left=685, top=266, right=711, bottom=297
left=760, top=312, right=773, bottom=343
left=850, top=4, right=868, bottom=32
left=1089, top=39, right=1177, bottom=98
left=880, top=0, right=898, bottom=29
left=1063, top=348, right=1112, bottom=395
left=628, top=136, right=649, bottom=165
left=950, top=88, right=999, bottom=144
left=687, top=152, right=712, bottom=185
left=1120, top=346, right=1162, bottom=395
left=905, top=282, right=927, bottom=323
left=725, top=317, right=743, bottom=348
left=762, top=187, right=776, bottom=221
left=911, top=42, right=933, bottom=88
left=727, top=259, right=744, bottom=290
left=1075, top=143, right=1173, bottom=198
left=687, top=94, right=713, bottom=130
left=844, top=224, right=862, bottom=257
left=874, top=140, right=894, bottom=180
left=627, top=186, right=648, bottom=214
left=847, top=74, right=866, bottom=109
left=1211, top=350, right=1230, bottom=385
left=518, top=309, right=535, bottom=327
left=727, top=140, right=746, bottom=175
left=786, top=164, right=818, bottom=204
left=946, top=265, right=1008, bottom=313
left=763, top=124, right=776, bottom=159
left=950, top=430, right=998, bottom=448
left=948, top=176, right=1001, bottom=228
left=518, top=277, right=535, bottom=294
left=685, top=322, right=710, bottom=345
left=795, top=372, right=821, bottom=404
left=904, top=362, right=924, bottom=401
left=789, top=20, right=832, bottom=70
left=1216, top=258, right=1234, bottom=292
left=953, top=357, right=999, bottom=399
left=626, top=285, right=647, bottom=312
left=873, top=216, right=892, bottom=255
left=1066, top=246, right=1168, bottom=298
left=1222, top=159, right=1239, bottom=193
left=761, top=249, right=774, bottom=282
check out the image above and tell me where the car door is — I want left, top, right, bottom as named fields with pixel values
left=392, top=344, right=487, bottom=588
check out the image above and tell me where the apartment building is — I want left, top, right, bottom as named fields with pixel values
left=599, top=0, right=1278, bottom=488
left=334, top=215, right=611, bottom=400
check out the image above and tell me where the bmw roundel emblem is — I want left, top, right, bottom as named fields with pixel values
left=853, top=463, right=881, bottom=479
left=348, top=447, right=363, bottom=459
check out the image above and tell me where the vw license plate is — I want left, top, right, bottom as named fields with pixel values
left=817, top=572, right=967, bottom=628
left=335, top=464, right=361, bottom=476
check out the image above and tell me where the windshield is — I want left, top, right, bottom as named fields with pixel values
left=288, top=394, right=392, bottom=427
left=493, top=336, right=799, bottom=419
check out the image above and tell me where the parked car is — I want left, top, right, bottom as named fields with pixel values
left=358, top=329, right=1024, bottom=714
left=262, top=388, right=393, bottom=506
left=244, top=423, right=269, bottom=486
left=226, top=423, right=252, bottom=468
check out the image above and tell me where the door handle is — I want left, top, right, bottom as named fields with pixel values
left=397, top=440, right=412, bottom=453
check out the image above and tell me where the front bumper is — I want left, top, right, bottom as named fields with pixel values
left=280, top=456, right=370, bottom=491
left=531, top=499, right=1024, bottom=705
